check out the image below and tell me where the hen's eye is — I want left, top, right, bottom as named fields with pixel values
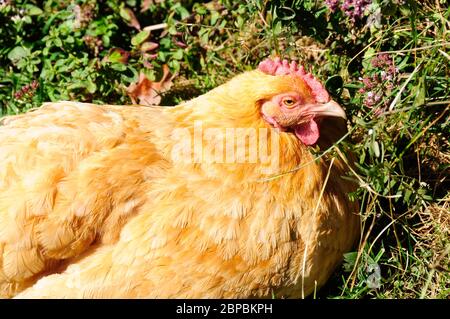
left=282, top=98, right=296, bottom=108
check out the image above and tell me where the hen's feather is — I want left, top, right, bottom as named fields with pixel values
left=0, top=69, right=360, bottom=298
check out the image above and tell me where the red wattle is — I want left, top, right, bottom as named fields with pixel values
left=294, top=119, right=319, bottom=145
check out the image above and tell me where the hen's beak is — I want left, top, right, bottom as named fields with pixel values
left=310, top=100, right=347, bottom=120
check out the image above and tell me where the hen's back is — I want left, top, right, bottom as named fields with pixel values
left=0, top=102, right=163, bottom=297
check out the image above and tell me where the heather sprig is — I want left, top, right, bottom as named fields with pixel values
left=325, top=0, right=372, bottom=22
left=325, top=0, right=341, bottom=12
left=14, top=80, right=39, bottom=100
left=358, top=53, right=399, bottom=114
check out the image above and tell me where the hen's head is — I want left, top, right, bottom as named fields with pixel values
left=254, top=57, right=346, bottom=146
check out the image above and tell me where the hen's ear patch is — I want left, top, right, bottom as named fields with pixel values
left=258, top=57, right=330, bottom=103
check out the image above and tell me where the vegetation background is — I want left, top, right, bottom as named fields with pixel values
left=0, top=0, right=448, bottom=298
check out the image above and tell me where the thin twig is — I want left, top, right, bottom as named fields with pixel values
left=256, top=130, right=352, bottom=182
left=143, top=23, right=168, bottom=32
left=344, top=195, right=377, bottom=293
left=438, top=49, right=450, bottom=61
left=366, top=42, right=450, bottom=57
left=389, top=62, right=423, bottom=111
left=300, top=157, right=335, bottom=299
left=336, top=148, right=401, bottom=199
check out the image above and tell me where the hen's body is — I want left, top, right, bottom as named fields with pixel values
left=0, top=69, right=359, bottom=298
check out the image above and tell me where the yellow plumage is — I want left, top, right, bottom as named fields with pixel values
left=0, top=69, right=359, bottom=298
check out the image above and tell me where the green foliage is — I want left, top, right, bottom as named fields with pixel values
left=0, top=0, right=200, bottom=113
left=0, top=0, right=448, bottom=298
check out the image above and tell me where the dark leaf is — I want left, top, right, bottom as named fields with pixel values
left=126, top=65, right=175, bottom=106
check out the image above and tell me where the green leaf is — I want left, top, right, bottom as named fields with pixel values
left=168, top=25, right=178, bottom=35
left=120, top=65, right=138, bottom=83
left=54, top=38, right=62, bottom=47
left=404, top=189, right=412, bottom=203
left=131, top=30, right=150, bottom=46
left=174, top=4, right=190, bottom=20
left=7, top=46, right=29, bottom=63
left=235, top=16, right=244, bottom=28
left=172, top=49, right=183, bottom=60
left=372, top=140, right=380, bottom=158
left=85, top=80, right=97, bottom=94
left=158, top=50, right=166, bottom=62
left=273, top=21, right=282, bottom=36
left=413, top=75, right=426, bottom=107
left=198, top=28, right=210, bottom=44
left=102, top=35, right=111, bottom=47
left=363, top=48, right=376, bottom=70
left=325, top=75, right=344, bottom=95
left=110, top=63, right=127, bottom=71
left=218, top=20, right=227, bottom=30
left=159, top=37, right=172, bottom=49
left=142, top=68, right=155, bottom=82
left=195, top=5, right=207, bottom=15
left=169, top=60, right=180, bottom=72
left=343, top=252, right=358, bottom=272
left=119, top=6, right=140, bottom=29
left=109, top=51, right=124, bottom=63
left=24, top=4, right=43, bottom=16
left=23, top=16, right=32, bottom=24
left=119, top=5, right=132, bottom=21
left=210, top=11, right=220, bottom=25
left=67, top=80, right=97, bottom=94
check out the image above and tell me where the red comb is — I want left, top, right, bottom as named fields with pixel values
left=258, top=57, right=330, bottom=103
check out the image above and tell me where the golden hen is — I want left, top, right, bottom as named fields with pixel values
left=0, top=58, right=360, bottom=298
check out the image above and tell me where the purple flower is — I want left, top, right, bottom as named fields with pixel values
left=14, top=80, right=39, bottom=100
left=326, top=0, right=372, bottom=22
left=343, top=0, right=372, bottom=21
left=371, top=54, right=397, bottom=79
left=325, top=0, right=340, bottom=12
left=359, top=52, right=400, bottom=115
left=362, top=77, right=375, bottom=89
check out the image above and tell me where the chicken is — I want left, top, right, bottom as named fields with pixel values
left=0, top=58, right=360, bottom=298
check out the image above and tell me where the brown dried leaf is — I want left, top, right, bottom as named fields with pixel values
left=126, top=65, right=174, bottom=106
